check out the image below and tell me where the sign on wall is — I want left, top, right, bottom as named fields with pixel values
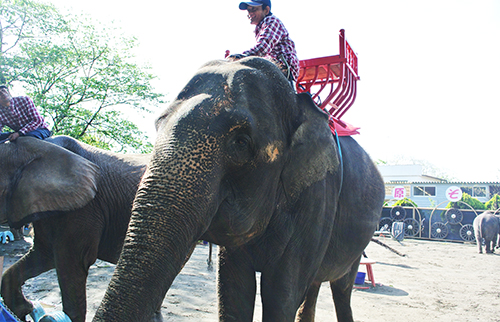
left=392, top=186, right=406, bottom=200
left=445, top=186, right=463, bottom=202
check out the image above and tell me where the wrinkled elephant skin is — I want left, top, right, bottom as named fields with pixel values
left=94, top=57, right=385, bottom=322
left=0, top=136, right=150, bottom=322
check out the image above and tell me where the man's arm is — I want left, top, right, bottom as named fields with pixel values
left=243, top=17, right=286, bottom=57
left=15, top=97, right=46, bottom=135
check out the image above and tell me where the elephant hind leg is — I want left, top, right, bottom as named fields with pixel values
left=475, top=235, right=483, bottom=253
left=1, top=246, right=55, bottom=320
left=329, top=262, right=360, bottom=322
left=486, top=240, right=494, bottom=253
left=295, top=281, right=321, bottom=322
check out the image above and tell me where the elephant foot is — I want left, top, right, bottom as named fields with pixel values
left=153, top=310, right=164, bottom=322
left=2, top=297, right=34, bottom=322
left=17, top=301, right=36, bottom=322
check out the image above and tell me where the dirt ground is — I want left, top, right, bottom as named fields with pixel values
left=1, top=236, right=499, bottom=322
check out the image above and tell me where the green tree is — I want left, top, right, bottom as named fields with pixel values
left=446, top=193, right=486, bottom=210
left=1, top=0, right=163, bottom=152
left=393, top=197, right=418, bottom=208
left=485, top=194, right=500, bottom=211
left=0, top=0, right=67, bottom=83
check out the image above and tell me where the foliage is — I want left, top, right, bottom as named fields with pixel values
left=0, top=0, right=163, bottom=152
left=0, top=0, right=66, bottom=78
left=393, top=197, right=418, bottom=208
left=485, top=194, right=500, bottom=211
left=446, top=193, right=486, bottom=210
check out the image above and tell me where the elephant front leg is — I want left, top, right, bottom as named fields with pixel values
left=217, top=246, right=257, bottom=322
left=54, top=239, right=100, bottom=322
left=1, top=247, right=55, bottom=320
left=56, top=268, right=89, bottom=322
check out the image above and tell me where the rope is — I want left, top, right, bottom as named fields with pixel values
left=332, top=126, right=344, bottom=199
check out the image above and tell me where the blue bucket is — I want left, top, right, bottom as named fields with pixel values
left=354, top=272, right=366, bottom=285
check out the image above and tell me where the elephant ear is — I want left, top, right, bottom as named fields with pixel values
left=281, top=93, right=340, bottom=200
left=8, top=138, right=99, bottom=228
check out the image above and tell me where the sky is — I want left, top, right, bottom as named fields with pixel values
left=47, top=0, right=500, bottom=182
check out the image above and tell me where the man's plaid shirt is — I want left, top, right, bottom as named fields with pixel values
left=0, top=96, right=49, bottom=135
left=243, top=14, right=299, bottom=81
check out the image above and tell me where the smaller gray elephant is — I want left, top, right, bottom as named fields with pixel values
left=473, top=211, right=500, bottom=254
left=0, top=136, right=150, bottom=322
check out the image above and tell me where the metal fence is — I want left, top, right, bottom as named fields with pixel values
left=378, top=205, right=500, bottom=242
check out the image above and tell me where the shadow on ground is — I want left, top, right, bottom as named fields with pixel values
left=354, top=284, right=408, bottom=297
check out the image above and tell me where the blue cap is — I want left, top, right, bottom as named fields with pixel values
left=239, top=0, right=271, bottom=10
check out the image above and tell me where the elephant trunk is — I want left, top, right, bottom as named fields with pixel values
left=94, top=158, right=216, bottom=321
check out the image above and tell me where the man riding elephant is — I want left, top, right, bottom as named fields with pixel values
left=0, top=85, right=51, bottom=142
left=231, top=0, right=299, bottom=85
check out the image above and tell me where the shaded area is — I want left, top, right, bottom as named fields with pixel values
left=355, top=284, right=409, bottom=297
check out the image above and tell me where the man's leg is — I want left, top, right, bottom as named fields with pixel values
left=0, top=132, right=12, bottom=142
left=24, top=128, right=51, bottom=139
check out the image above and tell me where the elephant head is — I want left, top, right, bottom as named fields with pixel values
left=94, top=57, right=342, bottom=321
left=0, top=137, right=99, bottom=228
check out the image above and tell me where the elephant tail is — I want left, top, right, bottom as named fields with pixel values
left=370, top=237, right=406, bottom=257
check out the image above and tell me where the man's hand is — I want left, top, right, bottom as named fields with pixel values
left=8, top=132, right=20, bottom=141
left=227, top=53, right=248, bottom=61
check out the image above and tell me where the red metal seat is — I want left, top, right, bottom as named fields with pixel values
left=296, top=29, right=359, bottom=130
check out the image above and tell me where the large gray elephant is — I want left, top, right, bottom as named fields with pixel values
left=0, top=136, right=150, bottom=322
left=473, top=211, right=500, bottom=253
left=93, top=57, right=385, bottom=322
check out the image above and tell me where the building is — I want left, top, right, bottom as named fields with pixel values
left=378, top=165, right=500, bottom=208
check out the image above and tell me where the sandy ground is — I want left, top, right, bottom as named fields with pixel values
left=1, top=236, right=500, bottom=322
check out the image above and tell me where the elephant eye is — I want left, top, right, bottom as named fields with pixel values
left=235, top=135, right=249, bottom=148
left=227, top=134, right=253, bottom=165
